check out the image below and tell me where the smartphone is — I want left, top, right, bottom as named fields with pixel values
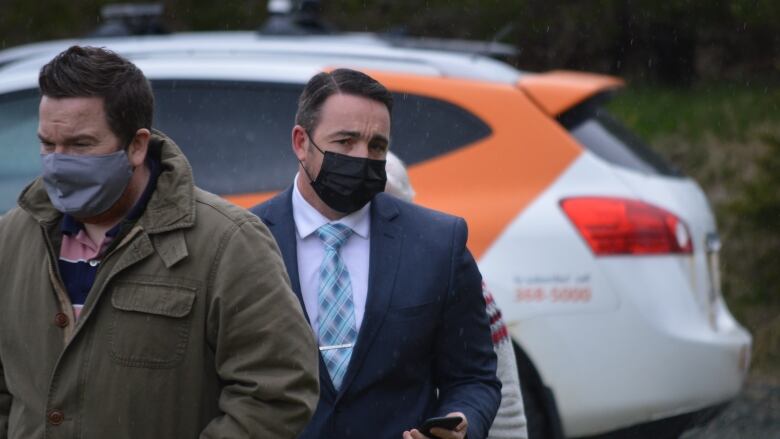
left=418, top=415, right=463, bottom=438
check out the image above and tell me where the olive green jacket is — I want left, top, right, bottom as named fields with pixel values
left=0, top=132, right=319, bottom=439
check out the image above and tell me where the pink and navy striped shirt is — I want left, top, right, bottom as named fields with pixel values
left=58, top=158, right=159, bottom=319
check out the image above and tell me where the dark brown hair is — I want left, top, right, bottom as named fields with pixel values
left=39, top=45, right=154, bottom=147
left=295, top=68, right=393, bottom=133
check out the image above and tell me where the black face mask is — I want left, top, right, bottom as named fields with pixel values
left=300, top=133, right=387, bottom=214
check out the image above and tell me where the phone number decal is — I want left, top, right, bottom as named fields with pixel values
left=513, top=273, right=593, bottom=303
left=515, top=287, right=592, bottom=303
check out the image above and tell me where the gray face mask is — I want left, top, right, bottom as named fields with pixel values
left=41, top=150, right=133, bottom=218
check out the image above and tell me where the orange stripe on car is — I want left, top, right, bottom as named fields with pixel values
left=226, top=192, right=276, bottom=208
left=366, top=72, right=585, bottom=258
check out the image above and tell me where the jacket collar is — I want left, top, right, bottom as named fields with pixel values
left=264, top=188, right=399, bottom=226
left=18, top=130, right=197, bottom=235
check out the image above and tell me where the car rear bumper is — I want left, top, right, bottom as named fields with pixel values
left=512, top=300, right=752, bottom=437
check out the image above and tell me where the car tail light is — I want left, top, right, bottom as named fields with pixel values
left=560, top=197, right=693, bottom=255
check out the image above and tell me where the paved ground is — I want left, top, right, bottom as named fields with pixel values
left=681, top=373, right=780, bottom=439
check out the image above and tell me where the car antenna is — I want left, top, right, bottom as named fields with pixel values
left=88, top=3, right=169, bottom=37
left=487, top=23, right=520, bottom=63
left=258, top=0, right=335, bottom=35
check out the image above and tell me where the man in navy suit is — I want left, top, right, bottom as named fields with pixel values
left=251, top=69, right=500, bottom=439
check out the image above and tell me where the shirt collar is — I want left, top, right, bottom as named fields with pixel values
left=292, top=174, right=371, bottom=240
left=61, top=213, right=83, bottom=235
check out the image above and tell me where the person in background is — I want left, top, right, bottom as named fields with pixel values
left=0, top=45, right=319, bottom=439
left=251, top=68, right=501, bottom=439
left=385, top=151, right=529, bottom=439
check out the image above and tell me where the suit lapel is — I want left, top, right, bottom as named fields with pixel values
left=258, top=188, right=305, bottom=318
left=256, top=188, right=338, bottom=398
left=337, top=194, right=402, bottom=398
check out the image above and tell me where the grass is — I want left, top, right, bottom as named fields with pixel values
left=608, top=82, right=780, bottom=374
left=608, top=82, right=780, bottom=143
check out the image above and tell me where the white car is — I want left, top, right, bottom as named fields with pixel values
left=0, top=9, right=751, bottom=438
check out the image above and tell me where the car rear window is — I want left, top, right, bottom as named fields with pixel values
left=0, top=89, right=41, bottom=213
left=0, top=80, right=492, bottom=212
left=558, top=93, right=682, bottom=177
left=153, top=80, right=303, bottom=195
left=390, top=93, right=492, bottom=165
left=153, top=80, right=491, bottom=193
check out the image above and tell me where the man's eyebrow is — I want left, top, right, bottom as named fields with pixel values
left=38, top=133, right=100, bottom=144
left=329, top=131, right=389, bottom=147
left=370, top=134, right=389, bottom=146
left=66, top=134, right=100, bottom=143
left=330, top=130, right=361, bottom=139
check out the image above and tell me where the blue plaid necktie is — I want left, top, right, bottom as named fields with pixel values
left=316, top=223, right=357, bottom=390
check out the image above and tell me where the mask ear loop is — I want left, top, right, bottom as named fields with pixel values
left=298, top=158, right=317, bottom=184
left=298, top=130, right=324, bottom=184
left=305, top=130, right=327, bottom=155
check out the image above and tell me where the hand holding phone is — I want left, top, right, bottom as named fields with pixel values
left=418, top=415, right=464, bottom=438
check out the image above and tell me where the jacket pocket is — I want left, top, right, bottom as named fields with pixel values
left=109, top=281, right=196, bottom=368
left=385, top=300, right=438, bottom=321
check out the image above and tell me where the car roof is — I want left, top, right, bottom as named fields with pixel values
left=0, top=31, right=524, bottom=92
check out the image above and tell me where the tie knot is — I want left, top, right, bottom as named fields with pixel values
left=316, top=223, right=353, bottom=251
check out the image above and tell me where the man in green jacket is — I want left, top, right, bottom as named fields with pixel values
left=0, top=45, right=319, bottom=438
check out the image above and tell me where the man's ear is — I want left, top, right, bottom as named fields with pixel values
left=292, top=125, right=308, bottom=161
left=128, top=128, right=151, bottom=167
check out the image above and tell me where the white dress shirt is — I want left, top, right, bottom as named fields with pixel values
left=292, top=176, right=371, bottom=335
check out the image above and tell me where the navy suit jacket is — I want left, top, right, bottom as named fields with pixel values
left=251, top=189, right=501, bottom=439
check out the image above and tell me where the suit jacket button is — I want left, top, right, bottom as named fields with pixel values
left=54, top=313, right=69, bottom=328
left=47, top=409, right=65, bottom=425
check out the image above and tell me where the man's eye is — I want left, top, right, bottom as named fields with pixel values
left=335, top=138, right=352, bottom=145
